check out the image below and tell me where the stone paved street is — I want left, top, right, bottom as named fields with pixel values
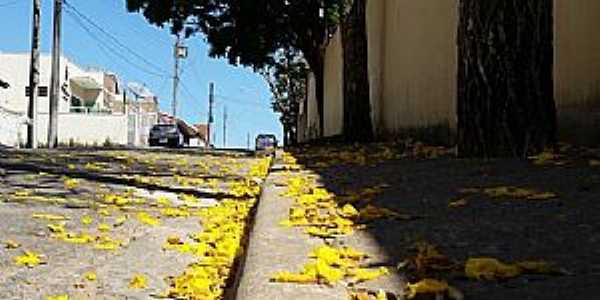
left=0, top=148, right=270, bottom=300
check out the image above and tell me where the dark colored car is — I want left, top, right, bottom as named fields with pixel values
left=148, top=124, right=184, bottom=148
left=255, top=134, right=278, bottom=155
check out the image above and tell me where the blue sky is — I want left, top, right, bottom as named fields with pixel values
left=0, top=0, right=282, bottom=148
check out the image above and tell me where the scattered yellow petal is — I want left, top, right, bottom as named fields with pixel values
left=46, top=295, right=68, bottom=300
left=406, top=279, right=449, bottom=299
left=84, top=271, right=97, bottom=281
left=80, top=215, right=93, bottom=226
left=32, top=213, right=68, bottom=221
left=14, top=251, right=43, bottom=268
left=97, top=223, right=111, bottom=232
left=64, top=178, right=80, bottom=190
left=465, top=258, right=522, bottom=280
left=136, top=212, right=161, bottom=226
left=129, top=274, right=148, bottom=289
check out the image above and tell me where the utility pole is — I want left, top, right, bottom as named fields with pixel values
left=247, top=132, right=250, bottom=150
left=172, top=34, right=187, bottom=119
left=207, top=82, right=214, bottom=147
left=48, top=0, right=62, bottom=148
left=222, top=106, right=227, bottom=148
left=27, top=0, right=41, bottom=149
left=172, top=35, right=180, bottom=118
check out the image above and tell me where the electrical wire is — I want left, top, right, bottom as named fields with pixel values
left=63, top=0, right=169, bottom=75
left=64, top=8, right=171, bottom=79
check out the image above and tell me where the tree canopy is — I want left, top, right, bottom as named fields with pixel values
left=126, top=0, right=344, bottom=71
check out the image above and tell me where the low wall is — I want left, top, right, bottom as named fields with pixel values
left=36, top=113, right=128, bottom=146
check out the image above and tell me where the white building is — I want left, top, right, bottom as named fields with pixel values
left=0, top=53, right=158, bottom=147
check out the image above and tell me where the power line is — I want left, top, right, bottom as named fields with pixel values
left=64, top=9, right=171, bottom=79
left=63, top=0, right=169, bottom=75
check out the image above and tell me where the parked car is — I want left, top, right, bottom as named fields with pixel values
left=255, top=134, right=278, bottom=156
left=148, top=124, right=184, bottom=148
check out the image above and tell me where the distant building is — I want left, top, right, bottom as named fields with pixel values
left=0, top=53, right=158, bottom=147
left=126, top=83, right=159, bottom=147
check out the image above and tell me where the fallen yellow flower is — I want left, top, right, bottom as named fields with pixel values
left=129, top=274, right=148, bottom=289
left=32, top=213, right=68, bottom=221
left=84, top=271, right=97, bottom=281
left=465, top=258, right=555, bottom=280
left=406, top=279, right=449, bottom=299
left=136, top=212, right=161, bottom=226
left=14, top=251, right=44, bottom=268
left=46, top=295, right=68, bottom=300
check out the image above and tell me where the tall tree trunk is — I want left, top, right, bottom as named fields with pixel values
left=457, top=0, right=556, bottom=158
left=341, top=0, right=374, bottom=143
left=304, top=48, right=326, bottom=138
left=282, top=123, right=290, bottom=147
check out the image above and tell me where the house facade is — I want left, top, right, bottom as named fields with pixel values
left=0, top=53, right=159, bottom=147
left=299, top=0, right=600, bottom=145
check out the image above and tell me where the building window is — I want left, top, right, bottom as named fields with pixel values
left=70, top=95, right=85, bottom=113
left=25, top=86, right=49, bottom=97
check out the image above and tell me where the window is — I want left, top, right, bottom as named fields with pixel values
left=25, top=86, right=49, bottom=97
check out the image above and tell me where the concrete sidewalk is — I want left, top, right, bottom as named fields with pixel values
left=235, top=156, right=405, bottom=300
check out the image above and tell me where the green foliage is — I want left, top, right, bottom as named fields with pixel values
left=125, top=0, right=347, bottom=70
left=263, top=49, right=308, bottom=143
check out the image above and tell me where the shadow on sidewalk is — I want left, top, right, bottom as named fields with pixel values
left=288, top=142, right=600, bottom=300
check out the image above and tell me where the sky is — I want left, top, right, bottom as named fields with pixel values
left=0, top=0, right=282, bottom=148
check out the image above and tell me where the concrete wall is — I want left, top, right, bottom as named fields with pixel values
left=301, top=0, right=600, bottom=145
left=554, top=0, right=600, bottom=145
left=36, top=113, right=129, bottom=146
left=378, top=0, right=458, bottom=135
left=323, top=30, right=344, bottom=137
left=0, top=107, right=27, bottom=147
left=366, top=0, right=386, bottom=131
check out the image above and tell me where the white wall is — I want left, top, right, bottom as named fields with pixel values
left=36, top=113, right=128, bottom=146
left=554, top=0, right=600, bottom=144
left=0, top=107, right=27, bottom=147
left=323, top=30, right=344, bottom=137
left=378, top=0, right=458, bottom=133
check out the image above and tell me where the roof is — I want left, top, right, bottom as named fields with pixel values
left=193, top=124, right=209, bottom=141
left=70, top=76, right=102, bottom=90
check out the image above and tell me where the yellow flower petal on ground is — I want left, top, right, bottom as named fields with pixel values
left=14, top=251, right=43, bottom=268
left=94, top=236, right=121, bottom=251
left=406, top=279, right=449, bottom=299
left=129, top=274, right=148, bottom=289
left=48, top=223, right=66, bottom=234
left=465, top=258, right=521, bottom=280
left=84, top=271, right=97, bottom=281
left=80, top=215, right=93, bottom=226
left=97, top=223, right=111, bottom=232
left=114, top=215, right=128, bottom=227
left=516, top=260, right=555, bottom=274
left=136, top=212, right=161, bottom=226
left=32, top=213, right=68, bottom=221
left=340, top=204, right=359, bottom=218
left=270, top=271, right=317, bottom=284
left=46, top=295, right=68, bottom=300
left=348, top=267, right=389, bottom=283
left=63, top=178, right=79, bottom=190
